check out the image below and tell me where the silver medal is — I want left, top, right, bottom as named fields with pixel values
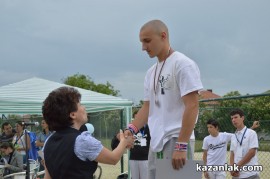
left=155, top=96, right=160, bottom=107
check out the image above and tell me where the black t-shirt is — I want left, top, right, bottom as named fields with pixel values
left=129, top=125, right=151, bottom=161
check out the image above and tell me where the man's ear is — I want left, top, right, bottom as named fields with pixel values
left=161, top=32, right=167, bottom=40
left=70, top=112, right=76, bottom=119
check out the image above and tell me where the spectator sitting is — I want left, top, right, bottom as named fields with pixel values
left=0, top=142, right=24, bottom=176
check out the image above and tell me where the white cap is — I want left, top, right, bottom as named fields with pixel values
left=85, top=123, right=94, bottom=134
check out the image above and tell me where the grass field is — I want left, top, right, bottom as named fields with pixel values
left=97, top=153, right=128, bottom=179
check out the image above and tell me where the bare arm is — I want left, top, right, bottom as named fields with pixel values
left=237, top=148, right=256, bottom=167
left=123, top=101, right=149, bottom=142
left=230, top=151, right=239, bottom=177
left=171, top=91, right=199, bottom=170
left=131, top=101, right=149, bottom=130
left=35, top=140, right=44, bottom=147
left=203, top=150, right=207, bottom=165
left=35, top=133, right=44, bottom=147
left=251, top=121, right=260, bottom=130
left=230, top=151, right=235, bottom=165
left=95, top=130, right=133, bottom=165
left=178, top=91, right=199, bottom=142
left=203, top=150, right=209, bottom=178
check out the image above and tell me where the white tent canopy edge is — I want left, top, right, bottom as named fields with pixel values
left=0, top=77, right=133, bottom=115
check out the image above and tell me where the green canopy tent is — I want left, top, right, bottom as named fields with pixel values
left=0, top=77, right=133, bottom=115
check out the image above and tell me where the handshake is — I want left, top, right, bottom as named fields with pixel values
left=111, top=129, right=135, bottom=150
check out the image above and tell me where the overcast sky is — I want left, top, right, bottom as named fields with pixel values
left=1, top=0, right=269, bottom=104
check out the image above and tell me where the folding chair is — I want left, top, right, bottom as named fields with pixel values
left=93, top=165, right=102, bottom=179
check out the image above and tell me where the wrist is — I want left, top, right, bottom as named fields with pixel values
left=174, top=142, right=188, bottom=151
left=126, top=123, right=139, bottom=134
left=124, top=128, right=134, bottom=135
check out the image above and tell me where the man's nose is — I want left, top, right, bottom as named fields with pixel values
left=142, top=44, right=147, bottom=51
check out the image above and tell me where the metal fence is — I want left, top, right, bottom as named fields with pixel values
left=88, top=110, right=128, bottom=178
left=197, top=93, right=270, bottom=179
left=1, top=93, right=269, bottom=179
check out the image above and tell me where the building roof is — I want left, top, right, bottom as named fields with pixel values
left=199, top=89, right=221, bottom=105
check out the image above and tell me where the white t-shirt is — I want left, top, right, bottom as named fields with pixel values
left=12, top=132, right=27, bottom=155
left=144, top=51, right=203, bottom=152
left=230, top=127, right=259, bottom=178
left=202, top=132, right=233, bottom=165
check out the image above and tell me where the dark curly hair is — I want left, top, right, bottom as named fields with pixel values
left=42, top=86, right=81, bottom=131
left=230, top=108, right=245, bottom=117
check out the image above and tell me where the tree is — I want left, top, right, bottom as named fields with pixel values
left=62, top=73, right=120, bottom=96
left=94, top=82, right=119, bottom=96
left=202, top=91, right=270, bottom=133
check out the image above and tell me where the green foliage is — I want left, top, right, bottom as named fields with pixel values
left=196, top=107, right=213, bottom=140
left=63, top=73, right=120, bottom=96
left=89, top=110, right=124, bottom=149
left=244, top=95, right=270, bottom=132
left=63, top=73, right=95, bottom=90
left=198, top=91, right=270, bottom=140
left=94, top=82, right=119, bottom=97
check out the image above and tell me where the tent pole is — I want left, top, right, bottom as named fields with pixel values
left=120, top=109, right=124, bottom=173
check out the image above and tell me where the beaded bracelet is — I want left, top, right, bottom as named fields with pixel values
left=174, top=142, right=188, bottom=151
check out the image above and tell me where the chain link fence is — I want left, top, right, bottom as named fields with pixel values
left=1, top=94, right=269, bottom=179
left=88, top=110, right=128, bottom=178
left=196, top=94, right=270, bottom=179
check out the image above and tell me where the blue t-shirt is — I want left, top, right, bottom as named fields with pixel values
left=36, top=131, right=53, bottom=150
left=74, top=131, right=103, bottom=161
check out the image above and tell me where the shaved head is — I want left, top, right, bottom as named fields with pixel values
left=139, top=19, right=171, bottom=61
left=141, top=20, right=169, bottom=39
